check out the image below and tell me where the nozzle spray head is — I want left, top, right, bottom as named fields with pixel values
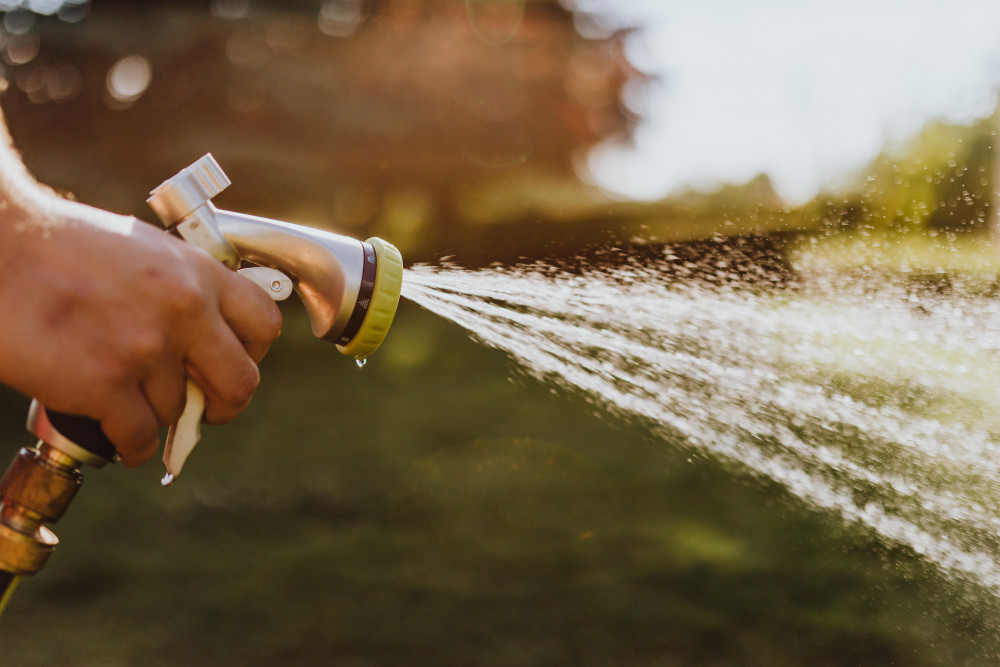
left=336, top=236, right=403, bottom=360
left=210, top=212, right=403, bottom=356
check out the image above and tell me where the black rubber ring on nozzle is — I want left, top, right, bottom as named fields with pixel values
left=336, top=242, right=377, bottom=346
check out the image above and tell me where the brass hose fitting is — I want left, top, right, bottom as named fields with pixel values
left=0, top=443, right=85, bottom=576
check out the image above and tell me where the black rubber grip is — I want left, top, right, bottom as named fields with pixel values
left=45, top=411, right=118, bottom=461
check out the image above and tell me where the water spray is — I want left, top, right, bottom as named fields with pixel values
left=402, top=261, right=1000, bottom=598
left=0, top=155, right=403, bottom=616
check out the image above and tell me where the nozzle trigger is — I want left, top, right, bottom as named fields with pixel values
left=161, top=381, right=204, bottom=485
left=160, top=269, right=286, bottom=486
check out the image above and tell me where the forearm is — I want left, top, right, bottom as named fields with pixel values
left=0, top=113, right=137, bottom=285
left=0, top=113, right=68, bottom=283
left=0, top=112, right=48, bottom=212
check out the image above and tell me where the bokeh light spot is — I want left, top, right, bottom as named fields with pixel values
left=3, top=9, right=35, bottom=35
left=5, top=32, right=40, bottom=65
left=318, top=0, right=364, bottom=38
left=57, top=0, right=89, bottom=23
left=27, top=0, right=65, bottom=15
left=464, top=0, right=525, bottom=46
left=211, top=0, right=251, bottom=21
left=105, top=54, right=152, bottom=107
left=46, top=63, right=82, bottom=102
left=20, top=64, right=46, bottom=103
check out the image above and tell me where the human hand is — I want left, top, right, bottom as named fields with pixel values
left=0, top=190, right=282, bottom=466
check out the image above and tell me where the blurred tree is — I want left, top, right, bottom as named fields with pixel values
left=0, top=0, right=644, bottom=260
left=805, top=112, right=996, bottom=238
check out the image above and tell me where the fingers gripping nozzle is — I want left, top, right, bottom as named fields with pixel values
left=148, top=155, right=403, bottom=483
left=0, top=156, right=403, bottom=613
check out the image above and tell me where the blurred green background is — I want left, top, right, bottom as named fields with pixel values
left=5, top=306, right=1000, bottom=665
left=4, top=0, right=1000, bottom=664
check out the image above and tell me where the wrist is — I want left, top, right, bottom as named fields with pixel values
left=0, top=133, right=49, bottom=260
left=0, top=187, right=35, bottom=276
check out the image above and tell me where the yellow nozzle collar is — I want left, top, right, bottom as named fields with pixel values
left=336, top=237, right=403, bottom=359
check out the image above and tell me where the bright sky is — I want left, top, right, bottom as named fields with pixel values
left=581, top=0, right=1000, bottom=203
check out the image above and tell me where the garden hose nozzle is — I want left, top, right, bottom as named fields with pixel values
left=147, top=154, right=403, bottom=481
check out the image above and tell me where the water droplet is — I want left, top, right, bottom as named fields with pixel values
left=355, top=357, right=367, bottom=369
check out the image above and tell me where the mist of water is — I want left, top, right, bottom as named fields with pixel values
left=401, top=253, right=1000, bottom=596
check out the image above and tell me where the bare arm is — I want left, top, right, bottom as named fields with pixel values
left=0, top=116, right=281, bottom=467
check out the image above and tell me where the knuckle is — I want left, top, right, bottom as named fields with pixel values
left=221, top=363, right=260, bottom=406
left=168, top=278, right=209, bottom=318
left=123, top=328, right=167, bottom=363
left=141, top=264, right=207, bottom=315
left=98, top=356, right=139, bottom=392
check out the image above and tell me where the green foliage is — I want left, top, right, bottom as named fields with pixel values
left=804, top=112, right=997, bottom=238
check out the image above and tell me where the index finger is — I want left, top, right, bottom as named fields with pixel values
left=216, top=266, right=283, bottom=362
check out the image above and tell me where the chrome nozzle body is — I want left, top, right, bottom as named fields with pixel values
left=146, top=154, right=370, bottom=343
left=214, top=208, right=365, bottom=342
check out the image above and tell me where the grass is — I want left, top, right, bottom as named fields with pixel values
left=790, top=228, right=1000, bottom=277
left=1, top=301, right=1000, bottom=665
